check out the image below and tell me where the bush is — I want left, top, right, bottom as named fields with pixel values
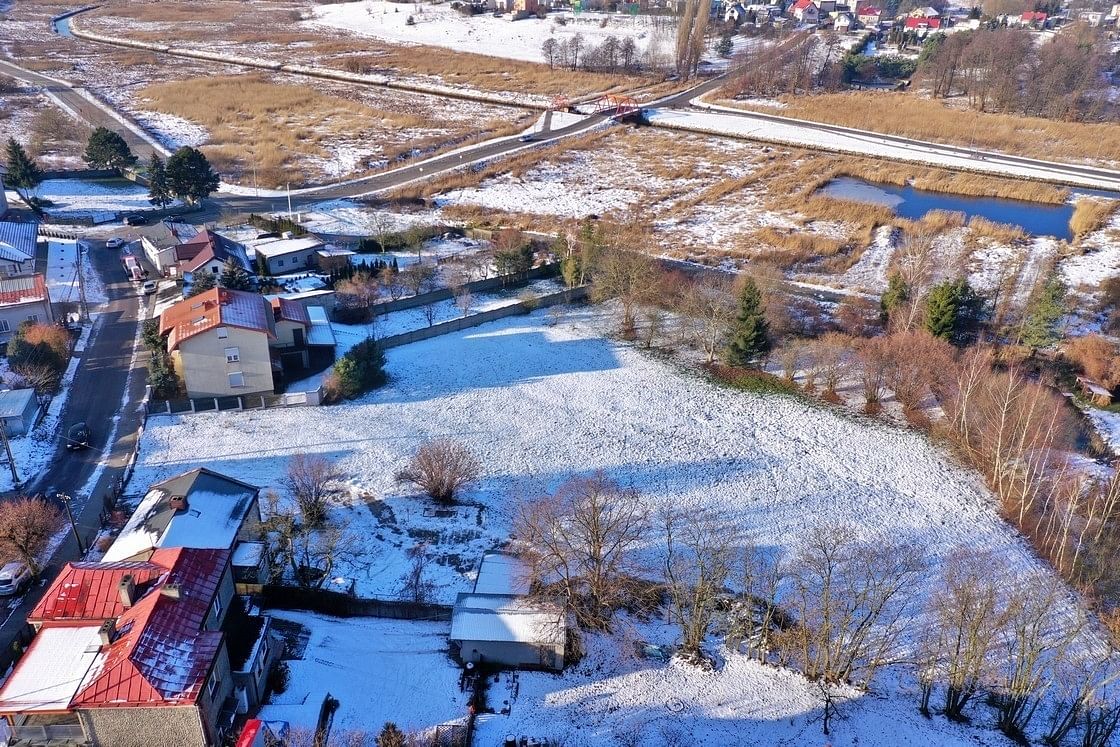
left=266, top=660, right=290, bottom=695
left=323, top=337, right=387, bottom=402
left=396, top=439, right=481, bottom=503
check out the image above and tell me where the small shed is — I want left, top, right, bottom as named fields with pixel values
left=0, top=388, right=40, bottom=437
left=449, top=551, right=568, bottom=671
left=1077, top=376, right=1113, bottom=407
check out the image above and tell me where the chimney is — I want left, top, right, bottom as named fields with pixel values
left=169, top=494, right=188, bottom=512
left=161, top=583, right=181, bottom=600
left=117, top=574, right=135, bottom=608
left=98, top=619, right=116, bottom=646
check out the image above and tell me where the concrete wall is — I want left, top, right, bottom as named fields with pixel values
left=266, top=250, right=313, bottom=275
left=175, top=326, right=274, bottom=398
left=80, top=705, right=210, bottom=747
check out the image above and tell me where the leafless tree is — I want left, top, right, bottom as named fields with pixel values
left=855, top=336, right=890, bottom=413
left=454, top=287, right=473, bottom=318
left=0, top=497, right=62, bottom=576
left=400, top=263, right=437, bottom=297
left=283, top=454, right=346, bottom=528
left=421, top=301, right=438, bottom=327
left=262, top=491, right=363, bottom=589
left=682, top=275, right=736, bottom=363
left=809, top=332, right=853, bottom=401
left=380, top=265, right=407, bottom=301
left=661, top=506, right=740, bottom=665
left=731, top=543, right=786, bottom=662
left=399, top=543, right=436, bottom=603
left=591, top=244, right=664, bottom=340
left=396, top=439, right=481, bottom=504
left=515, top=473, right=650, bottom=631
left=881, top=330, right=954, bottom=412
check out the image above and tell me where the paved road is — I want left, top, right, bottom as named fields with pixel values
left=0, top=59, right=159, bottom=162
left=0, top=243, right=149, bottom=656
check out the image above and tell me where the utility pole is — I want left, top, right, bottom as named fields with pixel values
left=57, top=493, right=86, bottom=555
left=0, top=422, right=18, bottom=487
left=287, top=182, right=293, bottom=220
left=76, top=241, right=89, bottom=322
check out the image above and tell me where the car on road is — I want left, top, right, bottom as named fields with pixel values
left=65, top=422, right=90, bottom=450
left=105, top=237, right=125, bottom=249
left=518, top=134, right=537, bottom=143
left=123, top=214, right=148, bottom=226
left=0, top=563, right=31, bottom=597
left=141, top=280, right=157, bottom=296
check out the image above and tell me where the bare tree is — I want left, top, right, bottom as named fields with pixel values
left=262, top=491, right=363, bottom=589
left=682, top=275, right=736, bottom=363
left=731, top=543, right=786, bottom=662
left=400, top=263, right=437, bottom=297
left=810, top=332, right=853, bottom=402
left=662, top=506, right=739, bottom=666
left=454, top=287, right=473, bottom=318
left=855, top=336, right=890, bottom=414
left=0, top=498, right=62, bottom=576
left=590, top=245, right=664, bottom=339
left=515, top=473, right=650, bottom=631
left=399, top=542, right=436, bottom=603
left=396, top=439, right=481, bottom=504
left=421, top=300, right=438, bottom=327
left=283, top=454, right=346, bottom=528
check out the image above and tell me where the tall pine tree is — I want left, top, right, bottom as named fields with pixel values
left=880, top=272, right=910, bottom=323
left=219, top=258, right=253, bottom=290
left=4, top=138, right=42, bottom=206
left=186, top=271, right=217, bottom=298
left=165, top=146, right=219, bottom=204
left=147, top=153, right=173, bottom=209
left=1020, top=274, right=1066, bottom=352
left=83, top=127, right=138, bottom=170
left=726, top=276, right=770, bottom=366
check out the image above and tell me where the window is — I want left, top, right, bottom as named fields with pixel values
left=217, top=327, right=228, bottom=339
left=212, top=593, right=222, bottom=620
left=228, top=372, right=245, bottom=388
left=207, top=671, right=221, bottom=699
left=212, top=266, right=219, bottom=274
left=25, top=315, right=37, bottom=324
left=0, top=320, right=9, bottom=333
left=224, top=347, right=240, bottom=363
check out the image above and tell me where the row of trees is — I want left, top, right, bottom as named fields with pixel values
left=541, top=33, right=641, bottom=72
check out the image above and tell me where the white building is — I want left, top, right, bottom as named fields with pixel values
left=245, top=234, right=324, bottom=275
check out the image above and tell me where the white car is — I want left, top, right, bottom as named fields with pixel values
left=105, top=237, right=125, bottom=249
left=141, top=280, right=158, bottom=296
left=0, top=562, right=31, bottom=596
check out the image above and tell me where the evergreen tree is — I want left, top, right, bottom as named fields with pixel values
left=165, top=146, right=219, bottom=204
left=220, top=258, right=253, bottom=290
left=255, top=253, right=271, bottom=277
left=726, top=276, right=770, bottom=366
left=1020, top=274, right=1066, bottom=351
left=4, top=138, right=42, bottom=205
left=83, top=127, right=138, bottom=170
left=376, top=722, right=407, bottom=747
left=716, top=33, right=734, bottom=57
left=925, top=278, right=983, bottom=345
left=186, top=271, right=217, bottom=298
left=147, top=153, right=173, bottom=209
left=880, top=271, right=909, bottom=322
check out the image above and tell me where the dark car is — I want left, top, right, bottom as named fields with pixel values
left=123, top=214, right=148, bottom=226
left=65, top=422, right=90, bottom=450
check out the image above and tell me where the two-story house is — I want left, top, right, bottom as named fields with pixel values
left=0, top=275, right=53, bottom=344
left=0, top=548, right=277, bottom=747
left=0, top=221, right=38, bottom=278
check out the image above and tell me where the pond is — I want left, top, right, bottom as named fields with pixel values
left=818, top=176, right=1077, bottom=241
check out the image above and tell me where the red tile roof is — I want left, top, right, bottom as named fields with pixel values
left=174, top=229, right=233, bottom=263
left=271, top=297, right=310, bottom=327
left=70, top=547, right=229, bottom=708
left=904, top=15, right=941, bottom=27
left=1021, top=10, right=1047, bottom=20
left=0, top=274, right=49, bottom=308
left=160, top=287, right=276, bottom=351
left=30, top=561, right=165, bottom=624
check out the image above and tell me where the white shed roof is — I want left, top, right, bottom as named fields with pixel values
left=450, top=594, right=565, bottom=646
left=473, top=552, right=529, bottom=596
left=306, top=305, right=336, bottom=347
left=0, top=626, right=104, bottom=713
left=247, top=236, right=323, bottom=259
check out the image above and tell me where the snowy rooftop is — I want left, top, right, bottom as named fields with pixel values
left=103, top=468, right=259, bottom=562
left=450, top=593, right=565, bottom=646
left=232, top=541, right=264, bottom=568
left=0, top=626, right=104, bottom=713
left=0, top=388, right=36, bottom=419
left=306, top=305, right=336, bottom=347
left=473, top=551, right=529, bottom=596
left=161, top=287, right=276, bottom=351
left=0, top=221, right=36, bottom=263
left=245, top=235, right=323, bottom=259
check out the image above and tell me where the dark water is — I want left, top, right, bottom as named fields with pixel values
left=818, top=177, right=1077, bottom=240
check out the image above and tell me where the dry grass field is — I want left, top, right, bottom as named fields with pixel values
left=717, top=92, right=1120, bottom=167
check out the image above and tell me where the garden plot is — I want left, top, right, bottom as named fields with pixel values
left=258, top=610, right=467, bottom=735
left=11, top=179, right=180, bottom=220
left=131, top=305, right=1102, bottom=743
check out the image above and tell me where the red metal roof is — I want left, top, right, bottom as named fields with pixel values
left=68, top=547, right=229, bottom=709
left=271, top=297, right=310, bottom=326
left=0, top=274, right=48, bottom=308
left=160, top=287, right=276, bottom=351
left=30, top=561, right=164, bottom=624
left=904, top=15, right=941, bottom=27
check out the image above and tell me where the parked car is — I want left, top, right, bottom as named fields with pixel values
left=141, top=280, right=157, bottom=296
left=123, top=214, right=148, bottom=226
left=65, top=422, right=90, bottom=450
left=105, top=237, right=125, bottom=249
left=0, top=563, right=32, bottom=597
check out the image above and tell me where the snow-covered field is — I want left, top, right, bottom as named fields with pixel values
left=11, top=179, right=179, bottom=220
left=310, top=1, right=681, bottom=66
left=258, top=610, right=466, bottom=735
left=130, top=306, right=1102, bottom=744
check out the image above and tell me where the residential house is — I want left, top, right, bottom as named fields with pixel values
left=0, top=275, right=53, bottom=343
left=140, top=220, right=199, bottom=276
left=1017, top=9, right=1048, bottom=26
left=908, top=5, right=940, bottom=17
left=244, top=233, right=324, bottom=275
left=724, top=2, right=748, bottom=22
left=1078, top=10, right=1109, bottom=25
left=0, top=548, right=279, bottom=747
left=102, top=467, right=268, bottom=588
left=449, top=551, right=568, bottom=671
left=312, top=246, right=355, bottom=273
left=816, top=0, right=837, bottom=12
left=857, top=4, right=883, bottom=26
left=0, top=388, right=40, bottom=437
left=833, top=10, right=853, bottom=30
left=904, top=14, right=942, bottom=32
left=0, top=221, right=38, bottom=278
left=790, top=0, right=820, bottom=22
left=513, top=0, right=540, bottom=11
left=175, top=229, right=251, bottom=280
left=160, top=287, right=333, bottom=398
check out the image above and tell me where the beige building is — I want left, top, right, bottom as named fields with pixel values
left=0, top=274, right=53, bottom=343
